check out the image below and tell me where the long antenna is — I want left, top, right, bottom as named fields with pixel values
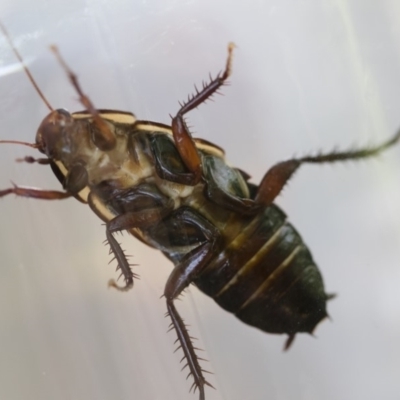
left=50, top=45, right=116, bottom=150
left=0, top=139, right=38, bottom=148
left=0, top=21, right=53, bottom=111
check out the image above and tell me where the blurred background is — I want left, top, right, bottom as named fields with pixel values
left=0, top=1, right=399, bottom=399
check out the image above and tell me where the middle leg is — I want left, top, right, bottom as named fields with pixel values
left=171, top=43, right=235, bottom=185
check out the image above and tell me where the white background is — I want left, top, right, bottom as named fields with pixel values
left=0, top=1, right=399, bottom=400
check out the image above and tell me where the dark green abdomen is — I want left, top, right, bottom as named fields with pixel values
left=193, top=205, right=328, bottom=335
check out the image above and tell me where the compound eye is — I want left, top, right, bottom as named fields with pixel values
left=56, top=108, right=70, bottom=117
left=55, top=108, right=73, bottom=126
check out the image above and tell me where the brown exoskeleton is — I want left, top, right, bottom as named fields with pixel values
left=1, top=22, right=399, bottom=400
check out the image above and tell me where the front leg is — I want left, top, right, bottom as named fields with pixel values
left=88, top=184, right=176, bottom=291
left=105, top=206, right=174, bottom=291
left=0, top=183, right=71, bottom=199
left=163, top=208, right=221, bottom=400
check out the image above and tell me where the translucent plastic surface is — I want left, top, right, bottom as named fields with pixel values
left=0, top=1, right=399, bottom=400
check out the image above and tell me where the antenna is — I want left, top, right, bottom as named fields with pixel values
left=0, top=21, right=53, bottom=111
left=0, top=139, right=38, bottom=148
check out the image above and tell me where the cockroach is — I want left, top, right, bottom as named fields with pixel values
left=1, top=23, right=399, bottom=400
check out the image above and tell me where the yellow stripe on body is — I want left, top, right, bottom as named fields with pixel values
left=238, top=245, right=302, bottom=311
left=216, top=222, right=286, bottom=297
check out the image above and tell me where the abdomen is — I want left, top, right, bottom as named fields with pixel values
left=193, top=204, right=328, bottom=335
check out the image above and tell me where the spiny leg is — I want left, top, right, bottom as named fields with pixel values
left=165, top=247, right=215, bottom=400
left=255, top=129, right=400, bottom=206
left=163, top=208, right=221, bottom=399
left=103, top=204, right=174, bottom=291
left=171, top=43, right=235, bottom=185
left=166, top=300, right=210, bottom=400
